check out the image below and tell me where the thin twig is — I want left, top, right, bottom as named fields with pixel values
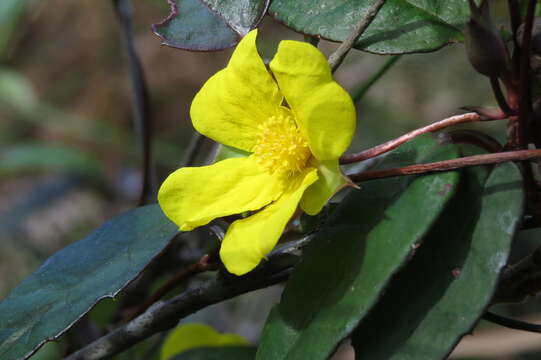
left=508, top=0, right=522, bottom=95
left=113, top=0, right=155, bottom=205
left=443, top=129, right=503, bottom=153
left=489, top=77, right=513, bottom=115
left=352, top=55, right=401, bottom=103
left=205, top=141, right=222, bottom=165
left=63, top=238, right=310, bottom=360
left=493, top=246, right=541, bottom=304
left=516, top=0, right=537, bottom=149
left=182, top=132, right=206, bottom=167
left=508, top=0, right=521, bottom=44
left=347, top=149, right=541, bottom=182
left=303, top=34, right=320, bottom=47
left=328, top=0, right=387, bottom=72
left=129, top=254, right=219, bottom=319
left=340, top=112, right=490, bottom=164
left=65, top=271, right=291, bottom=360
left=483, top=312, right=541, bottom=333
left=517, top=0, right=537, bottom=148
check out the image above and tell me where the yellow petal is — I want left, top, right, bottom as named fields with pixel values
left=300, top=159, right=348, bottom=215
left=158, top=156, right=283, bottom=231
left=160, top=323, right=247, bottom=360
left=269, top=40, right=356, bottom=160
left=220, top=168, right=318, bottom=275
left=190, top=30, right=282, bottom=152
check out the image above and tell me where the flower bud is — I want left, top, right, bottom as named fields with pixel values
left=464, top=0, right=510, bottom=78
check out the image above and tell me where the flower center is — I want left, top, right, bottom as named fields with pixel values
left=253, top=112, right=311, bottom=176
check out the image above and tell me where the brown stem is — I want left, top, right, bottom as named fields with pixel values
left=63, top=238, right=308, bottom=360
left=483, top=312, right=541, bottom=333
left=508, top=0, right=521, bottom=39
left=340, top=112, right=493, bottom=164
left=490, top=77, right=513, bottom=115
left=348, top=149, right=541, bottom=182
left=328, top=0, right=387, bottom=72
left=128, top=254, right=219, bottom=320
left=443, top=129, right=503, bottom=153
left=507, top=0, right=522, bottom=86
left=493, top=246, right=541, bottom=304
left=113, top=0, right=155, bottom=205
left=516, top=0, right=537, bottom=149
left=303, top=34, right=320, bottom=47
left=182, top=132, right=206, bottom=167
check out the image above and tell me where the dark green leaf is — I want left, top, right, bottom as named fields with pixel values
left=88, top=298, right=119, bottom=329
left=203, top=0, right=269, bottom=35
left=352, top=162, right=524, bottom=359
left=256, top=134, right=460, bottom=359
left=171, top=346, right=256, bottom=360
left=26, top=342, right=61, bottom=360
left=0, top=205, right=178, bottom=360
left=153, top=0, right=268, bottom=51
left=269, top=0, right=470, bottom=54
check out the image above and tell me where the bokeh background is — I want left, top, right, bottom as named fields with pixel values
left=1, top=0, right=539, bottom=359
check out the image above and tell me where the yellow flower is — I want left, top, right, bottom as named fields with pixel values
left=158, top=30, right=356, bottom=275
left=161, top=323, right=247, bottom=360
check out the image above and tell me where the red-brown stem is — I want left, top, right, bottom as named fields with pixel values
left=517, top=0, right=537, bottom=148
left=129, top=254, right=219, bottom=320
left=340, top=112, right=492, bottom=164
left=508, top=0, right=521, bottom=37
left=348, top=149, right=541, bottom=182
left=490, top=77, right=513, bottom=115
left=514, top=0, right=536, bottom=149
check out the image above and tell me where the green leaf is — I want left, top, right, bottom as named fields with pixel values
left=171, top=346, right=256, bottom=360
left=88, top=298, right=119, bottom=329
left=153, top=0, right=268, bottom=51
left=256, top=134, right=460, bottom=360
left=0, top=143, right=101, bottom=178
left=269, top=0, right=470, bottom=54
left=0, top=205, right=178, bottom=360
left=26, top=342, right=61, bottom=360
left=351, top=162, right=524, bottom=359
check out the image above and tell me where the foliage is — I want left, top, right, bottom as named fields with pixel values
left=269, top=0, right=469, bottom=54
left=1, top=1, right=540, bottom=360
left=0, top=205, right=177, bottom=360
left=257, top=135, right=461, bottom=359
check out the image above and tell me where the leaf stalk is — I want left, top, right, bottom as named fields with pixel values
left=347, top=149, right=541, bottom=182
left=340, top=112, right=499, bottom=164
left=327, top=0, right=387, bottom=72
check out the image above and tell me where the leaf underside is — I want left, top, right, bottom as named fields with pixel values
left=153, top=0, right=268, bottom=51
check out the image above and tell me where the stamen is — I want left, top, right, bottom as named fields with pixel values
left=253, top=112, right=311, bottom=176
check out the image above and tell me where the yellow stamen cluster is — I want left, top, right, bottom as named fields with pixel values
left=253, top=112, right=311, bottom=176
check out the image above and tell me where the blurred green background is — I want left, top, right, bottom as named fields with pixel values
left=1, top=1, right=538, bottom=359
